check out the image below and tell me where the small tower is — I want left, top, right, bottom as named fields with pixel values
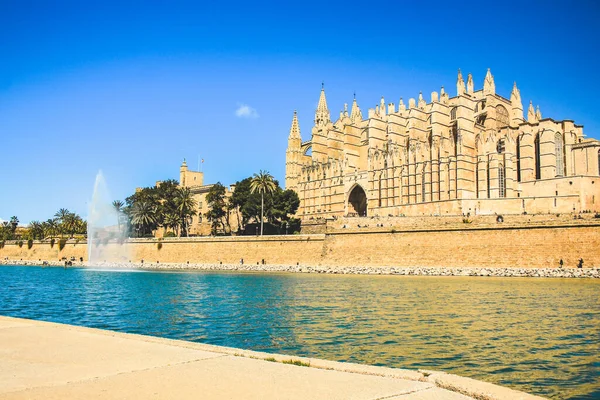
left=483, top=68, right=495, bottom=95
left=285, top=110, right=303, bottom=191
left=315, top=83, right=331, bottom=127
left=467, top=73, right=474, bottom=94
left=179, top=159, right=188, bottom=187
left=418, top=92, right=426, bottom=109
left=380, top=96, right=386, bottom=116
left=510, top=81, right=524, bottom=125
left=456, top=69, right=466, bottom=96
left=398, top=98, right=406, bottom=112
left=535, top=105, right=542, bottom=121
left=179, top=157, right=203, bottom=188
left=440, top=87, right=448, bottom=103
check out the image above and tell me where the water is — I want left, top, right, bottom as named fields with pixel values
left=87, top=171, right=129, bottom=263
left=0, top=266, right=598, bottom=400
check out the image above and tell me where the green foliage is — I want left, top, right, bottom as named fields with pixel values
left=205, top=182, right=228, bottom=235
left=0, top=221, right=14, bottom=240
left=157, top=241, right=163, bottom=250
left=0, top=240, right=4, bottom=249
left=53, top=209, right=86, bottom=238
left=58, top=239, right=67, bottom=251
left=123, top=179, right=198, bottom=237
left=282, top=359, right=310, bottom=367
left=17, top=240, right=23, bottom=248
left=164, top=231, right=176, bottom=238
left=50, top=238, right=55, bottom=248
left=27, top=239, right=33, bottom=249
left=232, top=175, right=300, bottom=234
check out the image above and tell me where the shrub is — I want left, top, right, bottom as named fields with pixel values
left=462, top=218, right=472, bottom=224
left=17, top=240, right=24, bottom=248
left=157, top=241, right=163, bottom=250
left=27, top=239, right=33, bottom=249
left=0, top=240, right=4, bottom=249
left=58, top=239, right=67, bottom=251
left=164, top=231, right=176, bottom=238
left=50, top=238, right=55, bottom=248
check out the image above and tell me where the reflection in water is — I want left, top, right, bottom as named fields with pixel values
left=0, top=266, right=598, bottom=400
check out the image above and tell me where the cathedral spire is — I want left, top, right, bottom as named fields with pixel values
left=350, top=94, right=363, bottom=123
left=527, top=101, right=536, bottom=123
left=535, top=105, right=542, bottom=120
left=467, top=73, right=474, bottom=94
left=418, top=91, right=426, bottom=109
left=456, top=69, right=465, bottom=96
left=483, top=68, right=495, bottom=95
left=510, top=81, right=524, bottom=124
left=315, top=83, right=331, bottom=127
left=288, top=110, right=302, bottom=141
left=510, top=82, right=521, bottom=104
left=399, top=98, right=406, bottom=112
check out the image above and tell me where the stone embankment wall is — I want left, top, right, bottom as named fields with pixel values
left=1, top=224, right=599, bottom=269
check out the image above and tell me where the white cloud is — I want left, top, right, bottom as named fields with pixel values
left=235, top=103, right=259, bottom=118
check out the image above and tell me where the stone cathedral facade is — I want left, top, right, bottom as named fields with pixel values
left=285, top=69, right=600, bottom=219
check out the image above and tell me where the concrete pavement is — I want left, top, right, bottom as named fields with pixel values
left=0, top=316, right=544, bottom=399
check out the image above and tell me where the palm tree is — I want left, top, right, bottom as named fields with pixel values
left=54, top=208, right=70, bottom=238
left=43, top=218, right=58, bottom=238
left=130, top=201, right=158, bottom=237
left=163, top=210, right=180, bottom=236
left=175, top=187, right=197, bottom=237
left=29, top=221, right=43, bottom=240
left=112, top=200, right=124, bottom=234
left=250, top=170, right=276, bottom=235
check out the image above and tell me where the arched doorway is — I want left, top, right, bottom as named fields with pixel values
left=348, top=185, right=367, bottom=217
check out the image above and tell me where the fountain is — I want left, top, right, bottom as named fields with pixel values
left=87, top=171, right=130, bottom=265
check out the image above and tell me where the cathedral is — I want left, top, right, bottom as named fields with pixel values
left=285, top=69, right=600, bottom=219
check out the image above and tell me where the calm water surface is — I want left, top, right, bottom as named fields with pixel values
left=0, top=266, right=598, bottom=400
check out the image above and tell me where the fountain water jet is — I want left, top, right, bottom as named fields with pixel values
left=87, top=171, right=130, bottom=265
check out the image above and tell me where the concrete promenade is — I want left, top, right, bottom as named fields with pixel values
left=0, top=317, right=546, bottom=400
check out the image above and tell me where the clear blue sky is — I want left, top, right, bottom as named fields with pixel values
left=1, top=0, right=599, bottom=224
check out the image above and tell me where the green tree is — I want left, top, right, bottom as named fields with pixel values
left=250, top=170, right=277, bottom=235
left=0, top=221, right=13, bottom=240
left=163, top=210, right=180, bottom=236
left=42, top=218, right=58, bottom=238
left=205, top=183, right=227, bottom=235
left=10, top=216, right=19, bottom=234
left=29, top=221, right=44, bottom=240
left=175, top=187, right=197, bottom=237
left=54, top=208, right=70, bottom=238
left=130, top=200, right=158, bottom=237
left=112, top=200, right=125, bottom=234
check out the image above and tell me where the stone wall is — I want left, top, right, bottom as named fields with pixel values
left=1, top=224, right=599, bottom=269
left=323, top=225, right=600, bottom=268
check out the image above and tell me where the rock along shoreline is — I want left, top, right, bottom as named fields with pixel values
left=2, top=259, right=599, bottom=278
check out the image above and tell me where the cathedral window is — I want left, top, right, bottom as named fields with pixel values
left=516, top=135, right=521, bottom=182
left=474, top=100, right=486, bottom=113
left=421, top=165, right=426, bottom=202
left=555, top=133, right=565, bottom=177
left=498, top=162, right=506, bottom=198
left=487, top=158, right=491, bottom=199
left=497, top=139, right=505, bottom=154
left=535, top=133, right=541, bottom=179
left=450, top=107, right=457, bottom=120
left=496, top=105, right=509, bottom=130
left=452, top=125, right=460, bottom=157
